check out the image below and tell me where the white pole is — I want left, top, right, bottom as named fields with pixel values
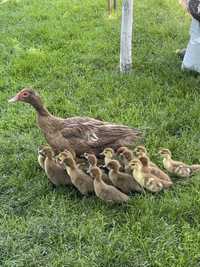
left=120, top=0, right=133, bottom=73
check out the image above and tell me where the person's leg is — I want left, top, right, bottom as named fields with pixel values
left=182, top=18, right=200, bottom=73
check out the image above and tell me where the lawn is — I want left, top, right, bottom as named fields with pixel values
left=1, top=0, right=200, bottom=266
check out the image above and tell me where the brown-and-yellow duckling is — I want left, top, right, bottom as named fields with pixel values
left=129, top=159, right=167, bottom=193
left=100, top=148, right=115, bottom=166
left=58, top=151, right=94, bottom=195
left=106, top=160, right=144, bottom=194
left=139, top=156, right=173, bottom=186
left=84, top=152, right=112, bottom=185
left=159, top=148, right=200, bottom=178
left=90, top=167, right=129, bottom=203
left=134, top=145, right=157, bottom=168
left=139, top=155, right=172, bottom=183
left=119, top=148, right=135, bottom=173
left=40, top=146, right=71, bottom=186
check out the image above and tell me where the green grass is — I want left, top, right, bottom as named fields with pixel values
left=1, top=0, right=200, bottom=266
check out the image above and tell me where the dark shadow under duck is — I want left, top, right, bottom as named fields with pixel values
left=9, top=88, right=142, bottom=156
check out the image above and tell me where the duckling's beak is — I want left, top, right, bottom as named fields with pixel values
left=8, top=94, right=20, bottom=103
left=99, top=152, right=104, bottom=156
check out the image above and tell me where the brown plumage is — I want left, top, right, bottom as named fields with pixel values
left=39, top=146, right=71, bottom=186
left=58, top=151, right=94, bottom=195
left=90, top=167, right=129, bottom=203
left=106, top=160, right=144, bottom=194
left=119, top=148, right=135, bottom=173
left=9, top=89, right=142, bottom=156
left=159, top=148, right=200, bottom=178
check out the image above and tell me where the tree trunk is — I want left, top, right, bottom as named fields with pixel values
left=120, top=0, right=133, bottom=73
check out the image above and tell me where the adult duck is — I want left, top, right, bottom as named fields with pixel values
left=9, top=88, right=142, bottom=156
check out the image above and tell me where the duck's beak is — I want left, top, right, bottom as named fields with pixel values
left=8, top=94, right=19, bottom=103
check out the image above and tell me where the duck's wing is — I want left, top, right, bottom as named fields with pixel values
left=60, top=120, right=142, bottom=147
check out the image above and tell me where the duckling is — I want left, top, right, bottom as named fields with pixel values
left=119, top=149, right=135, bottom=173
left=38, top=146, right=46, bottom=169
left=139, top=156, right=173, bottom=186
left=100, top=148, right=115, bottom=166
left=90, top=167, right=129, bottom=203
left=134, top=145, right=157, bottom=168
left=84, top=152, right=113, bottom=185
left=116, top=146, right=130, bottom=155
left=159, top=148, right=200, bottom=178
left=106, top=160, right=144, bottom=194
left=129, top=159, right=165, bottom=193
left=40, top=146, right=72, bottom=186
left=58, top=151, right=94, bottom=195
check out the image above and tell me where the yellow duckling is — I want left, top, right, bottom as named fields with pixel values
left=106, top=160, right=144, bottom=194
left=58, top=151, right=94, bottom=195
left=90, top=167, right=129, bottom=203
left=100, top=148, right=115, bottom=166
left=129, top=159, right=164, bottom=193
left=159, top=148, right=200, bottom=178
left=40, top=146, right=71, bottom=186
left=134, top=145, right=157, bottom=168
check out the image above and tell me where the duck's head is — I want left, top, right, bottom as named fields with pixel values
left=90, top=167, right=102, bottom=180
left=100, top=148, right=114, bottom=158
left=84, top=153, right=97, bottom=166
left=58, top=151, right=75, bottom=167
left=39, top=146, right=53, bottom=158
left=8, top=88, right=48, bottom=115
left=106, top=160, right=121, bottom=171
left=129, top=159, right=142, bottom=170
left=134, top=145, right=147, bottom=156
left=8, top=88, right=41, bottom=105
left=158, top=148, right=172, bottom=159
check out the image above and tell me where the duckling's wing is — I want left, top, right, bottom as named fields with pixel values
left=102, top=185, right=129, bottom=202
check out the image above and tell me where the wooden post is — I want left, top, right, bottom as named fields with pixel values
left=113, top=0, right=117, bottom=11
left=108, top=0, right=112, bottom=15
left=120, top=0, right=133, bottom=73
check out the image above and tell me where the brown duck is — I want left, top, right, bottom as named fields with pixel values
left=9, top=88, right=142, bottom=156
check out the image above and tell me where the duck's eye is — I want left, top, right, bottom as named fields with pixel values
left=22, top=92, right=29, bottom=97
